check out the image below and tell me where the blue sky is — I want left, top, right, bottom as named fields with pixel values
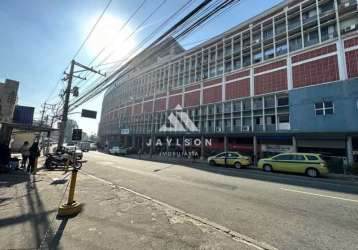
left=0, top=0, right=282, bottom=134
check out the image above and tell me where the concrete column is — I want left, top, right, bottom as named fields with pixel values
left=200, top=135, right=205, bottom=160
left=287, top=56, right=293, bottom=90
left=347, top=136, right=353, bottom=166
left=292, top=136, right=297, bottom=153
left=336, top=40, right=348, bottom=81
left=253, top=135, right=258, bottom=166
left=141, top=135, right=145, bottom=151
left=131, top=136, right=135, bottom=148
left=182, top=136, right=185, bottom=155
left=150, top=135, right=155, bottom=158
left=224, top=135, right=228, bottom=152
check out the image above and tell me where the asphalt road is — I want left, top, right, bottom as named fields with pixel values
left=81, top=151, right=358, bottom=250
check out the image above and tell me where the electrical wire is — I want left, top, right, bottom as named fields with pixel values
left=45, top=0, right=113, bottom=103
left=69, top=1, right=241, bottom=111
left=72, top=0, right=148, bottom=89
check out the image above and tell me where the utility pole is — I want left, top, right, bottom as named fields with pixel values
left=57, top=60, right=105, bottom=147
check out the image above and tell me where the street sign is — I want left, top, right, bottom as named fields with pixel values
left=120, top=128, right=129, bottom=135
left=72, top=129, right=82, bottom=141
left=81, top=109, right=97, bottom=119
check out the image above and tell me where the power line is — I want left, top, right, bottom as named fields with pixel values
left=72, top=0, right=114, bottom=60
left=69, top=1, right=241, bottom=111
left=68, top=0, right=224, bottom=110
left=45, top=0, right=113, bottom=103
left=72, top=0, right=149, bottom=89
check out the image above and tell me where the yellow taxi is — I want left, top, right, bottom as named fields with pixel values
left=208, top=152, right=251, bottom=169
left=257, top=153, right=329, bottom=177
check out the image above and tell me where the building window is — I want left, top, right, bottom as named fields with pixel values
left=315, top=101, right=334, bottom=116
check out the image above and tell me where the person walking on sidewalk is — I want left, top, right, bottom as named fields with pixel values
left=20, top=141, right=30, bottom=169
left=28, top=142, right=40, bottom=173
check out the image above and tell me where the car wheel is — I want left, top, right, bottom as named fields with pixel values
left=234, top=162, right=241, bottom=169
left=306, top=168, right=319, bottom=178
left=263, top=164, right=272, bottom=172
left=209, top=160, right=216, bottom=166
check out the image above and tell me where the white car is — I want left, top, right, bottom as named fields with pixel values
left=109, top=146, right=120, bottom=155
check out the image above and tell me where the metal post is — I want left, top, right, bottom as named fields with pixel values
left=347, top=136, right=353, bottom=167
left=200, top=134, right=204, bottom=160
left=253, top=135, right=258, bottom=166
left=67, top=169, right=78, bottom=205
left=292, top=136, right=297, bottom=153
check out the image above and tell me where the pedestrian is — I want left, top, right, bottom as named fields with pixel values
left=28, top=142, right=40, bottom=173
left=0, top=141, right=11, bottom=173
left=20, top=141, right=30, bottom=169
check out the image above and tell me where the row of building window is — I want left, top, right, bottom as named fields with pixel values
left=102, top=0, right=357, bottom=111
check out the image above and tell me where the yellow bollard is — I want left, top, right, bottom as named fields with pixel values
left=57, top=169, right=82, bottom=217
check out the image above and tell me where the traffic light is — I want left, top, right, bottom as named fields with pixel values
left=72, top=129, right=82, bottom=141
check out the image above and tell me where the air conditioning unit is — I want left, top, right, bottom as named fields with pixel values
left=344, top=1, right=350, bottom=7
left=242, top=126, right=251, bottom=132
left=344, top=24, right=357, bottom=33
left=216, top=127, right=222, bottom=132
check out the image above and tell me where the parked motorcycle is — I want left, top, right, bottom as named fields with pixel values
left=45, top=152, right=82, bottom=170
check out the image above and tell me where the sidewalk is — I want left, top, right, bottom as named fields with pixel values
left=0, top=168, right=255, bottom=250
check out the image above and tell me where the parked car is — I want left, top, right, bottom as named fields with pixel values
left=118, top=147, right=128, bottom=155
left=208, top=152, right=251, bottom=168
left=64, top=146, right=83, bottom=160
left=90, top=143, right=97, bottom=151
left=109, top=146, right=128, bottom=155
left=79, top=142, right=90, bottom=152
left=258, top=153, right=329, bottom=177
left=109, top=146, right=120, bottom=155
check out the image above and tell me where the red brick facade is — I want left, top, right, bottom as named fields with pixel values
left=203, top=85, right=222, bottom=104
left=185, top=84, right=200, bottom=91
left=169, top=89, right=182, bottom=95
left=143, top=101, right=153, bottom=113
left=254, top=69, right=287, bottom=95
left=168, top=94, right=182, bottom=109
left=154, top=98, right=166, bottom=112
left=254, top=60, right=286, bottom=74
left=133, top=104, right=142, bottom=114
left=346, top=50, right=358, bottom=78
left=344, top=37, right=358, bottom=48
left=225, top=79, right=250, bottom=100
left=225, top=70, right=250, bottom=81
left=203, top=78, right=221, bottom=87
left=184, top=91, right=200, bottom=107
left=293, top=55, right=339, bottom=88
left=292, top=44, right=337, bottom=63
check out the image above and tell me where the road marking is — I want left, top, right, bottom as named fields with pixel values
left=280, top=188, right=358, bottom=203
left=81, top=170, right=277, bottom=250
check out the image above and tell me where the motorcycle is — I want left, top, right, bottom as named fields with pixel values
left=45, top=152, right=82, bottom=170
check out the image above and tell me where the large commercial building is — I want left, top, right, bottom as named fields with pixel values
left=99, top=0, right=358, bottom=165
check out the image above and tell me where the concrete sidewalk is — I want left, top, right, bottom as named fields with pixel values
left=0, top=168, right=256, bottom=250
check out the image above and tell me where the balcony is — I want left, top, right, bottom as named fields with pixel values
left=339, top=0, right=358, bottom=13
left=288, top=21, right=301, bottom=31
left=302, top=15, right=317, bottom=25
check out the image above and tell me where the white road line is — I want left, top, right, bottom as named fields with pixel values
left=81, top=170, right=278, bottom=250
left=280, top=188, right=358, bottom=203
